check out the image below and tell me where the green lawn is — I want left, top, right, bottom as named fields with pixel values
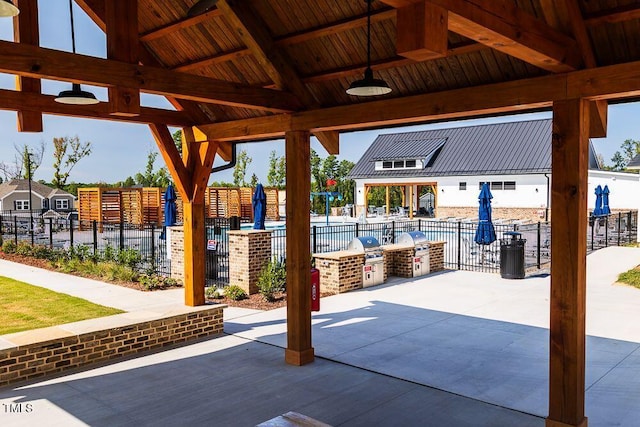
left=618, top=266, right=640, bottom=290
left=0, top=276, right=124, bottom=335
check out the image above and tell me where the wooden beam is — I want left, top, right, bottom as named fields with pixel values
left=13, top=0, right=42, bottom=132
left=397, top=1, right=448, bottom=61
left=0, top=40, right=301, bottom=113
left=198, top=59, right=640, bottom=141
left=105, top=0, right=140, bottom=117
left=584, top=4, right=640, bottom=27
left=539, top=0, right=607, bottom=138
left=139, top=9, right=223, bottom=43
left=173, top=48, right=252, bottom=73
left=314, top=131, right=339, bottom=155
left=149, top=124, right=191, bottom=202
left=0, top=89, right=193, bottom=126
left=285, top=130, right=314, bottom=366
left=215, top=0, right=318, bottom=107
left=547, top=98, right=589, bottom=427
left=430, top=0, right=582, bottom=72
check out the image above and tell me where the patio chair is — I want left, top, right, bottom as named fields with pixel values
left=381, top=224, right=393, bottom=245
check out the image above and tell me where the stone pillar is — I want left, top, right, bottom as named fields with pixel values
left=228, top=230, right=273, bottom=295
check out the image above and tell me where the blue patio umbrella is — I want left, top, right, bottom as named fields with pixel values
left=593, top=185, right=603, bottom=216
left=602, top=185, right=611, bottom=215
left=252, top=183, right=267, bottom=230
left=474, top=183, right=496, bottom=245
left=160, top=184, right=177, bottom=239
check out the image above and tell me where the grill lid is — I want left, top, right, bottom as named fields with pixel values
left=397, top=231, right=429, bottom=247
left=347, top=236, right=381, bottom=252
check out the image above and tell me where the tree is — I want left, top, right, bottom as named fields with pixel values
left=233, top=150, right=252, bottom=186
left=249, top=173, right=259, bottom=188
left=0, top=141, right=45, bottom=181
left=172, top=130, right=182, bottom=156
left=267, top=150, right=286, bottom=189
left=611, top=151, right=627, bottom=171
left=132, top=151, right=172, bottom=187
left=610, top=139, right=640, bottom=171
left=51, top=135, right=92, bottom=189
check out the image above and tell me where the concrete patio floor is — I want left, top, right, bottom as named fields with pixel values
left=1, top=246, right=640, bottom=426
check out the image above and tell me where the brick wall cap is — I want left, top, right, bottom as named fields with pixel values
left=227, top=230, right=273, bottom=236
left=313, top=250, right=363, bottom=260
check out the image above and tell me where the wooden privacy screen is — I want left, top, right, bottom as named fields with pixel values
left=78, top=186, right=279, bottom=227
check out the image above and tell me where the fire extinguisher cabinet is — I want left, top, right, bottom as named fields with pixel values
left=310, top=268, right=320, bottom=312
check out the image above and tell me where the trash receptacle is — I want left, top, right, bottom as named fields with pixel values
left=229, top=216, right=241, bottom=230
left=500, top=231, right=526, bottom=279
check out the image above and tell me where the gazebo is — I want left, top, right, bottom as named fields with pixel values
left=2, top=1, right=639, bottom=426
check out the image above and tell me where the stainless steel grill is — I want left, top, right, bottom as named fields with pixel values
left=398, top=231, right=430, bottom=277
left=347, top=236, right=384, bottom=287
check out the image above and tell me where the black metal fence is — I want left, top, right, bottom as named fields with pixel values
left=0, top=214, right=169, bottom=275
left=2, top=210, right=636, bottom=284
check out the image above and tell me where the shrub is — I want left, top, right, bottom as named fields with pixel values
left=205, top=286, right=223, bottom=299
left=224, top=285, right=248, bottom=301
left=101, top=244, right=117, bottom=262
left=257, top=257, right=286, bottom=302
left=116, top=248, right=142, bottom=269
left=1, top=240, right=17, bottom=254
left=15, top=241, right=34, bottom=257
left=138, top=274, right=180, bottom=291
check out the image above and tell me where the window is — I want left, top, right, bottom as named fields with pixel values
left=459, top=182, right=467, bottom=190
left=479, top=182, right=488, bottom=190
left=405, top=160, right=416, bottom=168
left=55, top=199, right=69, bottom=210
left=504, top=181, right=516, bottom=190
left=375, top=158, right=421, bottom=171
left=15, top=200, right=30, bottom=210
left=393, top=160, right=404, bottom=168
left=382, top=161, right=393, bottom=169
left=491, top=181, right=503, bottom=190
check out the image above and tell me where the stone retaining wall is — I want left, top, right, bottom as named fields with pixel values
left=0, top=305, right=225, bottom=387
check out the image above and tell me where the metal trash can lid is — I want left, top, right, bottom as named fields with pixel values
left=503, top=231, right=522, bottom=239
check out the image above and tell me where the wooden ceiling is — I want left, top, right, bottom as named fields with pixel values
left=2, top=0, right=640, bottom=143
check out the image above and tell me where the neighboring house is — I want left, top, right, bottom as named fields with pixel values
left=0, top=179, right=75, bottom=214
left=348, top=119, right=640, bottom=221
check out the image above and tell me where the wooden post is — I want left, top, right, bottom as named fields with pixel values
left=547, top=98, right=589, bottom=427
left=408, top=185, right=414, bottom=219
left=285, top=130, right=314, bottom=366
left=386, top=186, right=390, bottom=215
left=183, top=201, right=205, bottom=306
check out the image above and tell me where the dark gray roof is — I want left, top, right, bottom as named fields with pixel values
left=0, top=179, right=74, bottom=200
left=627, top=153, right=640, bottom=169
left=348, top=119, right=599, bottom=179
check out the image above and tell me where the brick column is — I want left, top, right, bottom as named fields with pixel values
left=228, top=230, right=273, bottom=295
left=429, top=241, right=446, bottom=272
left=169, top=226, right=185, bottom=282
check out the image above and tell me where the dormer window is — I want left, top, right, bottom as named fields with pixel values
left=375, top=159, right=423, bottom=171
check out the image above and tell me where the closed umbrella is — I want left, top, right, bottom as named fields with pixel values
left=602, top=185, right=611, bottom=215
left=160, top=184, right=177, bottom=240
left=474, top=183, right=496, bottom=246
left=252, top=183, right=267, bottom=230
left=593, top=185, right=603, bottom=216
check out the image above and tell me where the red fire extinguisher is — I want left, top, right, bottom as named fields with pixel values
left=310, top=268, right=320, bottom=312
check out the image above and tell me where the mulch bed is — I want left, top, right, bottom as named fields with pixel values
left=0, top=251, right=292, bottom=310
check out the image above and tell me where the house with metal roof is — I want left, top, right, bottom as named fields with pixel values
left=0, top=179, right=75, bottom=214
left=348, top=119, right=640, bottom=221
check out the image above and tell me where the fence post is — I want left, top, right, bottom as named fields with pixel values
left=312, top=226, right=317, bottom=253
left=537, top=222, right=541, bottom=269
left=604, top=215, right=609, bottom=247
left=92, top=220, right=98, bottom=256
left=457, top=221, right=462, bottom=269
left=69, top=216, right=74, bottom=247
left=418, top=218, right=422, bottom=231
left=590, top=218, right=594, bottom=252
left=355, top=222, right=359, bottom=237
left=150, top=223, right=155, bottom=268
left=48, top=218, right=53, bottom=249
left=0, top=215, right=3, bottom=244
left=14, top=216, right=18, bottom=245
left=391, top=220, right=396, bottom=243
left=628, top=211, right=633, bottom=244
left=617, top=212, right=621, bottom=246
left=119, top=221, right=125, bottom=251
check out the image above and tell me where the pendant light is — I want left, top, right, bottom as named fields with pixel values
left=0, top=0, right=19, bottom=17
left=55, top=0, right=99, bottom=105
left=346, top=0, right=392, bottom=96
left=187, top=0, right=218, bottom=17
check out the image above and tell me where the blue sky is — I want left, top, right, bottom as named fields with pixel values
left=0, top=1, right=638, bottom=185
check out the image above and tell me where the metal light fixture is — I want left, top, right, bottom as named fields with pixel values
left=187, top=0, right=218, bottom=17
left=0, top=0, right=19, bottom=17
left=55, top=0, right=99, bottom=105
left=346, top=0, right=392, bottom=96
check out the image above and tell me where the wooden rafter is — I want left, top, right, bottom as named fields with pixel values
left=139, top=9, right=223, bottom=43
left=13, top=0, right=42, bottom=132
left=0, top=89, right=193, bottom=126
left=584, top=4, right=640, bottom=27
left=0, top=40, right=301, bottom=113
